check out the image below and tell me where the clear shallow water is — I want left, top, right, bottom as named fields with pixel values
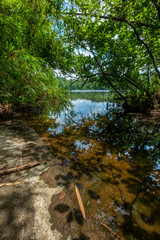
left=26, top=92, right=160, bottom=240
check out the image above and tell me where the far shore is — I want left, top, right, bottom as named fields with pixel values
left=71, top=89, right=111, bottom=92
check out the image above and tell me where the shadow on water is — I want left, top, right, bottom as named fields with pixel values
left=25, top=93, right=160, bottom=240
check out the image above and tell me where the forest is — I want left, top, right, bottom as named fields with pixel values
left=0, top=0, right=160, bottom=112
left=0, top=2, right=160, bottom=240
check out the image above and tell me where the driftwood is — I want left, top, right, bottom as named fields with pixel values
left=89, top=213, right=125, bottom=240
left=75, top=184, right=86, bottom=221
left=0, top=176, right=23, bottom=188
left=0, top=162, right=41, bottom=175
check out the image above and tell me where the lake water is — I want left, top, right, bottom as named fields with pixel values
left=26, top=92, right=160, bottom=240
left=71, top=90, right=110, bottom=92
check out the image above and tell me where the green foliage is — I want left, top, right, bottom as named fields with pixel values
left=56, top=77, right=69, bottom=89
left=125, top=91, right=154, bottom=112
left=61, top=0, right=160, bottom=111
left=1, top=0, right=160, bottom=112
left=69, top=79, right=108, bottom=90
left=0, top=0, right=71, bottom=110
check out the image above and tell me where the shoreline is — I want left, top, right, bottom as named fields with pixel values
left=0, top=119, right=73, bottom=240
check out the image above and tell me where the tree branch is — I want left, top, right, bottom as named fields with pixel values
left=66, top=11, right=160, bottom=78
left=66, top=12, right=152, bottom=28
left=68, top=79, right=79, bottom=88
left=151, top=0, right=160, bottom=21
left=125, top=19, right=160, bottom=78
left=90, top=49, right=126, bottom=101
left=79, top=70, right=148, bottom=95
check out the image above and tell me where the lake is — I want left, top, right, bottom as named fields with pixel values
left=71, top=90, right=110, bottom=92
left=26, top=91, right=160, bottom=240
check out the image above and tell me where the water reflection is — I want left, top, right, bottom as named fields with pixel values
left=26, top=93, right=160, bottom=240
left=48, top=99, right=120, bottom=134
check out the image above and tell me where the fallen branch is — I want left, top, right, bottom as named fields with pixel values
left=89, top=213, right=125, bottom=240
left=0, top=181, right=22, bottom=188
left=75, top=184, right=86, bottom=220
left=0, top=162, right=41, bottom=175
left=0, top=176, right=23, bottom=188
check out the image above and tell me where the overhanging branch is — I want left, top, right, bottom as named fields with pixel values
left=66, top=12, right=152, bottom=28
left=66, top=11, right=160, bottom=79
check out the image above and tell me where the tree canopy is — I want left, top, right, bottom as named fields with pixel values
left=0, top=0, right=160, bottom=112
left=60, top=0, right=160, bottom=111
left=0, top=0, right=73, bottom=109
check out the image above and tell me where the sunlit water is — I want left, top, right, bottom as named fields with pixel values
left=26, top=92, right=160, bottom=240
left=48, top=99, right=119, bottom=134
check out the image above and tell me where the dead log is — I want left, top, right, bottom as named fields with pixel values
left=0, top=162, right=41, bottom=175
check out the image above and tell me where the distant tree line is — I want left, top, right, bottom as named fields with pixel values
left=56, top=77, right=109, bottom=90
